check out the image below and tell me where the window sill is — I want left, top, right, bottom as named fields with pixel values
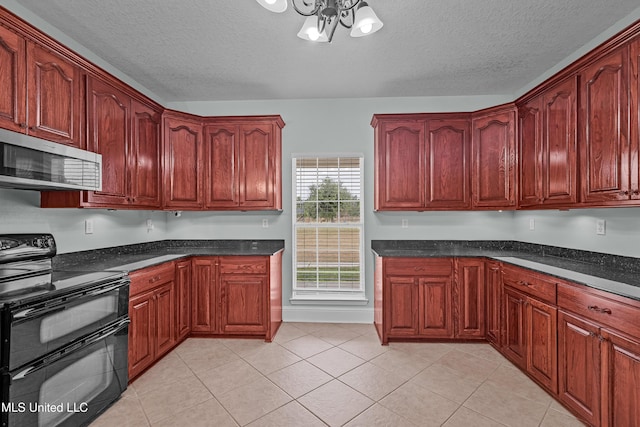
left=289, top=294, right=369, bottom=305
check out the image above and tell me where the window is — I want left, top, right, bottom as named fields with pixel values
left=292, top=155, right=365, bottom=302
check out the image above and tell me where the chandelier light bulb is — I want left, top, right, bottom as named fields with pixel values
left=265, top=0, right=276, bottom=3
left=360, top=22, right=373, bottom=34
left=255, top=0, right=287, bottom=13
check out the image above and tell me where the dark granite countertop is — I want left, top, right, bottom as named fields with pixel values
left=371, top=240, right=640, bottom=301
left=53, top=240, right=285, bottom=273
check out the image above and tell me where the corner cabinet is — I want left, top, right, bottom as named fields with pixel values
left=203, top=116, right=284, bottom=210
left=372, top=114, right=471, bottom=211
left=471, top=105, right=517, bottom=209
left=518, top=77, right=578, bottom=208
left=162, top=111, right=204, bottom=210
left=375, top=257, right=488, bottom=344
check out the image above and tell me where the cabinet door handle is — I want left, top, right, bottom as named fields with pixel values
left=632, top=189, right=640, bottom=196
left=619, top=190, right=630, bottom=196
left=588, top=305, right=612, bottom=314
left=149, top=275, right=162, bottom=283
left=517, top=280, right=531, bottom=287
left=414, top=267, right=425, bottom=271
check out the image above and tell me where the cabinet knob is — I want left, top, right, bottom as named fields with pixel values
left=517, top=280, right=531, bottom=287
left=619, top=190, right=630, bottom=196
left=19, top=123, right=27, bottom=129
left=632, top=189, right=640, bottom=196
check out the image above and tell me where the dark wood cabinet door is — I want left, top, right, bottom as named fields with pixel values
left=631, top=37, right=640, bottom=200
left=503, top=286, right=527, bottom=368
left=86, top=77, right=130, bottom=206
left=219, top=274, right=267, bottom=334
left=191, top=257, right=217, bottom=333
left=386, top=276, right=418, bottom=336
left=163, top=114, right=203, bottom=209
left=26, top=42, right=82, bottom=147
left=426, top=119, right=471, bottom=209
left=0, top=26, right=26, bottom=133
left=131, top=100, right=161, bottom=208
left=558, top=310, right=601, bottom=426
left=154, top=281, right=175, bottom=358
left=376, top=120, right=425, bottom=209
left=542, top=77, right=578, bottom=206
left=485, top=261, right=503, bottom=347
left=455, top=259, right=485, bottom=338
left=175, top=259, right=192, bottom=341
left=580, top=47, right=630, bottom=203
left=526, top=298, right=557, bottom=394
left=418, top=276, right=453, bottom=338
left=518, top=97, right=543, bottom=207
left=600, top=328, right=640, bottom=427
left=472, top=107, right=517, bottom=208
left=204, top=124, right=239, bottom=208
left=128, top=290, right=155, bottom=380
left=240, top=123, right=275, bottom=208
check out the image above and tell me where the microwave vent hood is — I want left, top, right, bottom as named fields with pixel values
left=0, top=129, right=102, bottom=191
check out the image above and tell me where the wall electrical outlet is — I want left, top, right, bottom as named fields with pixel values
left=146, top=219, right=154, bottom=232
left=84, top=219, right=94, bottom=234
left=529, top=218, right=535, bottom=230
left=401, top=219, right=408, bottom=228
left=596, top=219, right=606, bottom=235
left=262, top=219, right=269, bottom=228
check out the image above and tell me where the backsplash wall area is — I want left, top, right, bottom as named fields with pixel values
left=0, top=188, right=167, bottom=254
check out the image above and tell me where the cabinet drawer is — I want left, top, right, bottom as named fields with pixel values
left=558, top=282, right=640, bottom=338
left=219, top=256, right=268, bottom=274
left=502, top=264, right=556, bottom=304
left=130, top=262, right=175, bottom=295
left=384, top=258, right=452, bottom=276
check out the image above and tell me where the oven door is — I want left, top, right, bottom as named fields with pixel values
left=6, top=278, right=129, bottom=371
left=1, top=317, right=129, bottom=427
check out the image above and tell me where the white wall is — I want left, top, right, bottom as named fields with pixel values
left=0, top=189, right=167, bottom=254
left=513, top=208, right=640, bottom=258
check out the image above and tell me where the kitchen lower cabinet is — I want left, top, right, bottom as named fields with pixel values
left=455, top=259, right=485, bottom=338
left=558, top=281, right=640, bottom=427
left=485, top=260, right=503, bottom=347
left=190, top=255, right=281, bottom=340
left=175, top=259, right=192, bottom=342
left=128, top=262, right=176, bottom=380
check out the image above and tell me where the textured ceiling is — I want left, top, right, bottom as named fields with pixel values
left=9, top=0, right=640, bottom=102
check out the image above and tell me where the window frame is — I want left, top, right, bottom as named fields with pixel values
left=290, top=153, right=367, bottom=304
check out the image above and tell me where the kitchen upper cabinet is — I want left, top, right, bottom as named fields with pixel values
left=630, top=36, right=640, bottom=202
left=41, top=80, right=162, bottom=209
left=471, top=106, right=517, bottom=209
left=0, top=26, right=83, bottom=147
left=26, top=42, right=83, bottom=147
left=518, top=77, right=578, bottom=208
left=426, top=119, right=471, bottom=209
left=454, top=258, right=485, bottom=338
left=163, top=112, right=203, bottom=209
left=130, top=99, right=162, bottom=208
left=203, top=117, right=284, bottom=210
left=580, top=46, right=631, bottom=204
left=0, top=26, right=26, bottom=134
left=372, top=115, right=471, bottom=211
left=85, top=77, right=131, bottom=206
left=373, top=118, right=425, bottom=210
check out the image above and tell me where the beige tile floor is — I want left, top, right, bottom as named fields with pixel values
left=91, top=323, right=586, bottom=427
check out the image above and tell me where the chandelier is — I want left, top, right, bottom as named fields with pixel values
left=256, top=0, right=383, bottom=42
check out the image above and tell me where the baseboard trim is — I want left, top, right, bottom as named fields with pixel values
left=282, top=306, right=374, bottom=323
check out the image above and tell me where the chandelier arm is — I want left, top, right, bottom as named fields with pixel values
left=338, top=0, right=361, bottom=13
left=291, top=0, right=322, bottom=16
left=338, top=9, right=354, bottom=29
